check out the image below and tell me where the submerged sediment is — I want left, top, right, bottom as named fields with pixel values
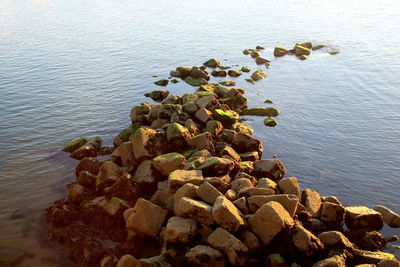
left=45, top=44, right=398, bottom=267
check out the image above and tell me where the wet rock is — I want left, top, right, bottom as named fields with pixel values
left=274, top=46, right=287, bottom=57
left=116, top=254, right=137, bottom=267
left=347, top=230, right=385, bottom=251
left=219, top=80, right=236, bottom=86
left=164, top=216, right=197, bottom=244
left=70, top=137, right=102, bottom=160
left=250, top=70, right=267, bottom=81
left=374, top=205, right=400, bottom=228
left=205, top=120, right=223, bottom=137
left=221, top=146, right=241, bottom=163
left=75, top=157, right=102, bottom=177
left=256, top=45, right=265, bottom=50
left=152, top=152, right=187, bottom=176
left=353, top=250, right=397, bottom=265
left=133, top=160, right=157, bottom=188
left=130, top=103, right=151, bottom=123
left=184, top=119, right=199, bottom=136
left=329, top=51, right=340, bottom=55
left=243, top=49, right=250, bottom=55
left=377, top=260, right=400, bottom=267
left=248, top=194, right=299, bottom=216
left=111, top=141, right=136, bottom=168
left=213, top=108, right=239, bottom=126
left=251, top=50, right=260, bottom=58
left=212, top=196, right=246, bottom=232
left=185, top=245, right=226, bottom=267
left=264, top=99, right=273, bottom=104
left=168, top=169, right=203, bottom=193
left=63, top=137, right=88, bottom=153
left=177, top=197, right=214, bottom=225
left=185, top=76, right=208, bottom=86
left=255, top=57, right=270, bottom=65
left=245, top=78, right=256, bottom=84
left=320, top=202, right=345, bottom=229
left=207, top=227, right=248, bottom=266
left=113, top=123, right=141, bottom=146
left=176, top=66, right=192, bottom=79
left=292, top=224, right=324, bottom=256
left=186, top=132, right=215, bottom=152
left=312, top=255, right=346, bottom=267
left=294, top=44, right=311, bottom=56
left=171, top=78, right=179, bottom=83
left=157, top=104, right=182, bottom=120
left=249, top=201, right=295, bottom=246
left=136, top=255, right=172, bottom=267
left=322, top=196, right=342, bottom=205
left=191, top=66, right=209, bottom=80
left=131, top=127, right=164, bottom=161
left=125, top=198, right=167, bottom=237
left=68, top=183, right=91, bottom=203
left=301, top=188, right=322, bottom=218
left=264, top=117, right=277, bottom=127
left=345, top=206, right=383, bottom=231
left=77, top=171, right=97, bottom=189
left=239, top=151, right=259, bottom=161
left=197, top=181, right=223, bottom=205
left=232, top=132, right=263, bottom=155
left=257, top=178, right=278, bottom=191
left=318, top=231, right=354, bottom=251
left=232, top=122, right=254, bottom=135
left=196, top=95, right=219, bottom=110
left=195, top=107, right=213, bottom=124
left=298, top=54, right=308, bottom=60
left=253, top=159, right=286, bottom=181
left=144, top=90, right=169, bottom=102
left=96, top=161, right=123, bottom=190
left=162, top=94, right=181, bottom=105
left=312, top=44, right=326, bottom=51
left=211, top=70, right=227, bottom=77
left=203, top=58, right=221, bottom=68
left=242, top=107, right=280, bottom=117
left=278, top=177, right=300, bottom=196
left=228, top=69, right=242, bottom=77
left=85, top=196, right=130, bottom=220
left=150, top=118, right=168, bottom=129
left=220, top=88, right=248, bottom=113
left=154, top=79, right=169, bottom=86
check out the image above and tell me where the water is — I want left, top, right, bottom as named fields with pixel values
left=1, top=0, right=399, bottom=265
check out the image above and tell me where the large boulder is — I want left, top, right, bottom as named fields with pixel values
left=278, top=177, right=300, bottom=196
left=320, top=202, right=345, bottom=229
left=212, top=196, right=246, bottom=232
left=133, top=160, right=157, bottom=188
left=166, top=123, right=191, bottom=147
left=301, top=188, right=322, bottom=218
left=62, top=137, right=88, bottom=153
left=152, top=152, right=187, bottom=176
left=247, top=194, right=299, bottom=216
left=131, top=128, right=164, bottom=161
left=173, top=183, right=199, bottom=215
left=125, top=198, right=168, bottom=237
left=164, top=216, right=197, bottom=244
left=292, top=224, right=324, bottom=256
left=232, top=132, right=263, bottom=155
left=253, top=159, right=286, bottom=181
left=207, top=227, right=248, bottom=266
left=249, top=201, right=295, bottom=246
left=168, top=169, right=204, bottom=193
left=185, top=245, right=226, bottom=267
left=318, top=231, right=354, bottom=251
left=70, top=137, right=102, bottom=160
left=374, top=205, right=400, bottom=228
left=129, top=103, right=151, bottom=123
left=176, top=197, right=214, bottom=225
left=96, top=161, right=123, bottom=191
left=111, top=141, right=136, bottom=168
left=241, top=107, right=280, bottom=117
left=345, top=206, right=383, bottom=231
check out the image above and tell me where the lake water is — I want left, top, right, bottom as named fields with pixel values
left=0, top=0, right=399, bottom=265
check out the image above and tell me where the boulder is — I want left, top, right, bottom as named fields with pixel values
left=239, top=230, right=261, bottom=252
left=346, top=230, right=385, bottom=251
left=190, top=67, right=209, bottom=80
left=231, top=178, right=253, bottom=192
left=211, top=70, right=227, bottom=77
left=144, top=90, right=169, bottom=102
left=185, top=245, right=226, bottom=267
left=292, top=224, right=324, bottom=256
left=232, top=132, right=263, bottom=155
left=162, top=94, right=180, bottom=104
left=345, top=206, right=383, bottom=231
left=113, top=123, right=141, bottom=146
left=353, top=250, right=397, bottom=265
left=164, top=216, right=197, bottom=244
left=62, top=137, right=88, bottom=153
left=157, top=104, right=182, bottom=120
left=249, top=201, right=295, bottom=246
left=294, top=44, right=311, bottom=56
left=204, top=174, right=231, bottom=193
left=312, top=255, right=346, bottom=267
left=250, top=70, right=266, bottom=81
left=111, top=141, right=136, bottom=167
left=240, top=151, right=259, bottom=161
left=212, top=196, right=246, bottom=232
left=70, top=137, right=102, bottom=160
left=85, top=196, right=130, bottom=218
left=253, top=159, right=286, bottom=181
left=136, top=255, right=172, bottom=267
left=301, top=188, right=322, bottom=218
left=150, top=118, right=168, bottom=129
left=207, top=227, right=248, bottom=266
left=213, top=109, right=239, bottom=126
left=320, top=202, right=345, bottom=229
left=257, top=178, right=278, bottom=191
left=377, top=260, right=400, bottom=267
left=152, top=152, right=187, bottom=176
left=250, top=51, right=260, bottom=58
left=318, top=231, right=354, bottom=250
left=185, top=119, right=200, bottom=135
left=219, top=80, right=236, bottom=86
left=264, top=117, right=277, bottom=127
left=185, top=76, right=208, bottom=86
left=248, top=194, right=299, bottom=216
left=125, top=198, right=167, bottom=237
left=133, top=160, right=157, bottom=187
left=196, top=181, right=224, bottom=205
left=176, top=66, right=192, bottom=79
left=154, top=79, right=169, bottom=86
left=221, top=146, right=241, bottom=163
left=173, top=183, right=199, bottom=214
left=264, top=99, right=273, bottom=104
left=205, top=120, right=223, bottom=137
left=131, top=127, right=164, bottom=161
left=182, top=93, right=199, bottom=104
left=228, top=70, right=242, bottom=77
left=76, top=157, right=102, bottom=176
left=203, top=58, right=221, bottom=68
left=237, top=187, right=275, bottom=198
left=220, top=89, right=248, bottom=112
left=232, top=122, right=254, bottom=135
left=96, top=161, right=123, bottom=190
left=233, top=197, right=249, bottom=214
left=241, top=66, right=251, bottom=72
left=77, top=171, right=97, bottom=189
left=194, top=156, right=235, bottom=177
left=245, top=78, right=255, bottom=84
left=195, top=107, right=213, bottom=124
left=130, top=103, right=151, bottom=123
left=278, top=177, right=300, bottom=196
left=176, top=197, right=214, bottom=225
left=274, top=46, right=287, bottom=57
left=242, top=107, right=280, bottom=117
left=186, top=132, right=215, bottom=152
left=166, top=123, right=191, bottom=147
left=242, top=49, right=250, bottom=55
left=255, top=57, right=269, bottom=65
left=225, top=189, right=238, bottom=201
left=322, top=196, right=342, bottom=205
left=374, top=205, right=400, bottom=228
left=196, top=95, right=218, bottom=110
left=116, top=254, right=137, bottom=267
left=168, top=169, right=203, bottom=193
left=150, top=189, right=173, bottom=209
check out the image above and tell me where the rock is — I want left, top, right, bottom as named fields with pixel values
left=70, top=137, right=102, bottom=160
left=225, top=189, right=238, bottom=201
left=203, top=58, right=221, bottom=68
left=274, top=46, right=287, bottom=57
left=212, top=196, right=246, bottom=232
left=144, top=90, right=169, bottom=102
left=231, top=178, right=253, bottom=192
left=136, top=255, right=172, bottom=267
left=345, top=206, right=383, bottom=231
left=76, top=157, right=102, bottom=176
left=171, top=79, right=179, bottom=83
left=205, top=120, right=223, bottom=137
left=329, top=51, right=340, bottom=55
left=173, top=183, right=198, bottom=213
left=196, top=95, right=218, bottom=110
left=264, top=117, right=277, bottom=127
left=186, top=132, right=215, bottom=152
left=243, top=49, right=250, bottom=55
left=257, top=178, right=278, bottom=190
left=312, top=44, right=326, bottom=51
left=96, top=161, right=123, bottom=190
left=221, top=146, right=241, bottom=163
left=162, top=94, right=180, bottom=104
left=164, top=216, right=197, bottom=244
left=312, top=255, right=346, bottom=267
left=346, top=230, right=385, bottom=251
left=265, top=253, right=287, bottom=267
left=154, top=79, right=169, bottom=86
left=176, top=67, right=192, bottom=79
left=247, top=194, right=299, bottom=216
left=233, top=197, right=249, bottom=214
left=232, top=132, right=263, bottom=155
left=250, top=51, right=260, bottom=58
left=185, top=119, right=200, bottom=135
left=318, top=231, right=354, bottom=250
left=211, top=70, right=227, bottom=77
left=185, top=76, right=208, bottom=86
left=320, top=202, right=345, bottom=229
left=177, top=197, right=214, bottom=225
left=168, top=169, right=203, bottom=193
left=131, top=127, right=164, bottom=161
left=182, top=93, right=199, bottom=104
left=242, top=107, right=280, bottom=117
left=294, top=44, right=311, bottom=56
left=253, top=159, right=286, bottom=181
left=205, top=175, right=231, bottom=193
left=219, top=80, right=236, bottom=86
left=238, top=187, right=275, bottom=198
left=322, top=196, right=342, bottom=205
left=194, top=156, right=235, bottom=177
left=264, top=99, right=273, bottom=104
left=167, top=123, right=190, bottom=146
left=239, top=230, right=261, bottom=252
left=239, top=151, right=259, bottom=161
left=116, top=254, right=137, bottom=267
left=185, top=245, right=226, bottom=267
left=130, top=103, right=151, bottom=123
left=156, top=104, right=182, bottom=120
left=191, top=66, right=209, bottom=80
left=151, top=189, right=173, bottom=209
left=377, top=260, right=400, bottom=267
left=256, top=45, right=265, bottom=50
left=250, top=70, right=267, bottom=81
left=207, top=227, right=248, bottom=266
left=232, top=122, right=254, bottom=135
left=111, top=141, right=136, bottom=167
left=353, top=250, right=397, bottom=265
left=292, top=224, right=324, bottom=256
left=133, top=160, right=157, bottom=187
left=152, top=152, right=187, bottom=176
left=150, top=118, right=168, bottom=129
left=228, top=70, right=242, bottom=77
left=220, top=88, right=248, bottom=113
left=197, top=181, right=224, bottom=205
left=213, top=108, right=239, bottom=126
left=195, top=107, right=213, bottom=124
left=68, top=183, right=90, bottom=203
left=255, top=57, right=269, bottom=65
left=113, top=123, right=141, bottom=146
left=249, top=201, right=295, bottom=246
left=239, top=161, right=254, bottom=174
left=301, top=188, right=322, bottom=218
left=278, top=177, right=300, bottom=196
left=62, top=137, right=88, bottom=153
left=125, top=198, right=167, bottom=237
left=298, top=55, right=308, bottom=60
left=77, top=171, right=97, bottom=188
left=374, top=205, right=400, bottom=228
left=85, top=196, right=130, bottom=218
left=245, top=78, right=255, bottom=84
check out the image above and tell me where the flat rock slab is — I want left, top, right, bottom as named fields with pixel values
left=345, top=206, right=383, bottom=231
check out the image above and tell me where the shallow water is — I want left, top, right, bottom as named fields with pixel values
left=0, top=0, right=399, bottom=265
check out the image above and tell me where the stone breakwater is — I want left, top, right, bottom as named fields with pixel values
left=46, top=44, right=399, bottom=267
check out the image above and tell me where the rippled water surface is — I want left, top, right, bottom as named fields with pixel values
left=1, top=0, right=400, bottom=265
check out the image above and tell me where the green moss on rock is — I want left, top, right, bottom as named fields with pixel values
left=184, top=76, right=208, bottom=86
left=213, top=109, right=239, bottom=126
left=63, top=137, right=88, bottom=153
left=242, top=107, right=280, bottom=117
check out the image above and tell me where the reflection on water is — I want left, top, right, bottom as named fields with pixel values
left=0, top=0, right=399, bottom=264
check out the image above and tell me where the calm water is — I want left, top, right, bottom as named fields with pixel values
left=1, top=0, right=399, bottom=265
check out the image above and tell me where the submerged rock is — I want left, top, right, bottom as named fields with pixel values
left=374, top=205, right=400, bottom=228
left=245, top=78, right=255, bottom=84
left=241, top=67, right=251, bottom=72
left=203, top=58, right=221, bottom=68
left=274, top=46, right=287, bottom=57
left=219, top=80, right=236, bottom=86
left=144, top=90, right=169, bottom=102
left=294, top=44, right=311, bottom=56
left=154, top=79, right=169, bottom=86
left=228, top=70, right=242, bottom=77
left=62, top=137, right=88, bottom=153
left=312, top=44, right=326, bottom=50
left=264, top=117, right=277, bottom=127
left=242, top=107, right=280, bottom=117
left=255, top=57, right=270, bottom=65
left=185, top=76, right=208, bottom=86
left=250, top=70, right=267, bottom=81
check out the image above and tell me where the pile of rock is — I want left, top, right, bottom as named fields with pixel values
left=50, top=80, right=399, bottom=267
left=273, top=42, right=339, bottom=60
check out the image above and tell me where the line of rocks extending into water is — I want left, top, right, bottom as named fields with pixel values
left=46, top=45, right=399, bottom=267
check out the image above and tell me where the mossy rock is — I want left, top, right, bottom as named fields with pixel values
left=167, top=123, right=190, bottom=141
left=219, top=80, right=236, bottom=87
left=294, top=44, right=311, bottom=56
left=239, top=161, right=254, bottom=173
left=106, top=197, right=130, bottom=216
left=195, top=91, right=215, bottom=98
left=182, top=93, right=199, bottom=104
left=113, top=123, right=141, bottom=146
left=184, top=76, right=208, bottom=86
left=242, top=107, right=280, bottom=117
left=242, top=49, right=250, bottom=55
left=70, top=137, right=102, bottom=160
left=153, top=152, right=183, bottom=162
left=273, top=46, right=287, bottom=57
left=203, top=58, right=221, bottom=68
left=227, top=70, right=242, bottom=77
left=264, top=117, right=277, bottom=127
left=63, top=137, right=88, bottom=153
left=264, top=99, right=273, bottom=104
left=219, top=65, right=231, bottom=70
left=213, top=109, right=239, bottom=126
left=232, top=122, right=253, bottom=135
left=154, top=79, right=169, bottom=86
left=241, top=67, right=251, bottom=73
left=211, top=70, right=227, bottom=77
left=176, top=67, right=192, bottom=78
left=144, top=90, right=169, bottom=102
left=181, top=149, right=196, bottom=159
left=250, top=70, right=267, bottom=81
left=250, top=51, right=260, bottom=58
